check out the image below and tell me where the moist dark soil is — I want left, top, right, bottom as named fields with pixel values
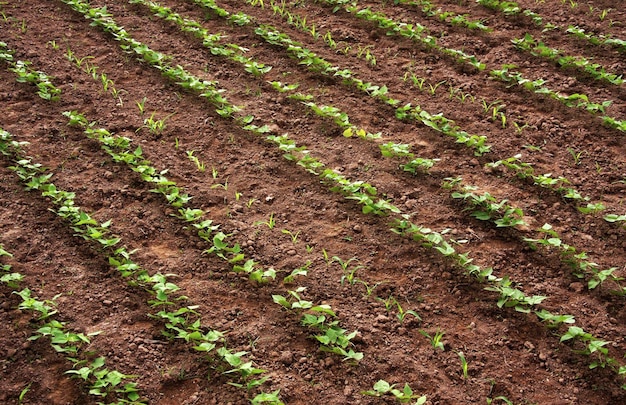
left=1, top=0, right=626, bottom=404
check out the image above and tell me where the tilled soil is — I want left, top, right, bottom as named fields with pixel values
left=1, top=0, right=626, bottom=404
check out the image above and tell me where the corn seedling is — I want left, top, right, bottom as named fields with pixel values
left=254, top=212, right=275, bottom=229
left=136, top=97, right=147, bottom=115
left=186, top=150, right=206, bottom=172
left=391, top=297, right=421, bottom=324
left=281, top=229, right=300, bottom=244
left=567, top=147, right=585, bottom=165
left=333, top=256, right=363, bottom=285
left=247, top=198, right=257, bottom=208
left=18, top=383, right=30, bottom=404
left=419, top=329, right=445, bottom=351
left=139, top=112, right=171, bottom=135
left=458, top=351, right=469, bottom=380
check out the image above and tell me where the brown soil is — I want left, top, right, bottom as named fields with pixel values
left=1, top=0, right=626, bottom=404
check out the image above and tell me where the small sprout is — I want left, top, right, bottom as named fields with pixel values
left=567, top=147, right=585, bottom=165
left=136, top=97, right=147, bottom=115
left=420, top=329, right=445, bottom=351
left=281, top=229, right=300, bottom=244
left=361, top=380, right=426, bottom=404
left=254, top=213, right=275, bottom=229
left=186, top=150, right=206, bottom=172
left=458, top=351, right=469, bottom=380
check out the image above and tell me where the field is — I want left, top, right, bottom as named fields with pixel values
left=1, top=0, right=626, bottom=403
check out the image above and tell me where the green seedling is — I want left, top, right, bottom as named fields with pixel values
left=139, top=112, right=172, bottom=135
left=357, top=280, right=385, bottom=297
left=210, top=180, right=228, bottom=190
left=513, top=121, right=529, bottom=133
left=18, top=383, right=31, bottom=404
left=254, top=213, right=275, bottom=229
left=458, top=351, right=469, bottom=380
left=420, top=329, right=445, bottom=351
left=428, top=80, right=446, bottom=95
left=283, top=261, right=311, bottom=284
left=251, top=390, right=284, bottom=405
left=361, top=380, right=426, bottom=404
left=186, top=150, right=206, bottom=172
left=395, top=300, right=421, bottom=324
left=535, top=309, right=576, bottom=329
left=332, top=256, right=363, bottom=285
left=281, top=229, right=300, bottom=244
left=567, top=148, right=585, bottom=165
left=486, top=396, right=513, bottom=405
left=577, top=202, right=605, bottom=214
left=136, top=97, right=147, bottom=115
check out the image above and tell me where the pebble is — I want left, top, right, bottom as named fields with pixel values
left=103, top=299, right=113, bottom=306
left=375, top=314, right=389, bottom=323
left=569, top=282, right=584, bottom=293
left=279, top=351, right=293, bottom=365
left=353, top=224, right=362, bottom=233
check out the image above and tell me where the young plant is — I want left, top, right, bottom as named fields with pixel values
left=361, top=380, right=426, bottom=404
left=281, top=228, right=300, bottom=244
left=419, top=329, right=445, bottom=351
left=333, top=256, right=363, bottom=285
left=458, top=351, right=469, bottom=380
left=254, top=213, right=275, bottom=229
left=139, top=112, right=172, bottom=135
left=186, top=150, right=206, bottom=172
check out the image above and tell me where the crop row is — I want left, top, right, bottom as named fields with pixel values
left=512, top=33, right=624, bottom=86
left=208, top=0, right=492, bottom=154
left=0, top=42, right=284, bottom=402
left=6, top=0, right=626, bottom=397
left=118, top=0, right=626, bottom=385
left=490, top=65, right=625, bottom=132
left=477, top=0, right=626, bottom=52
left=0, top=133, right=145, bottom=404
left=0, top=41, right=61, bottom=100
left=219, top=0, right=621, bottom=223
left=445, top=177, right=623, bottom=294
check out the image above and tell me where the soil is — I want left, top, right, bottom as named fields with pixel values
left=1, top=0, right=626, bottom=404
